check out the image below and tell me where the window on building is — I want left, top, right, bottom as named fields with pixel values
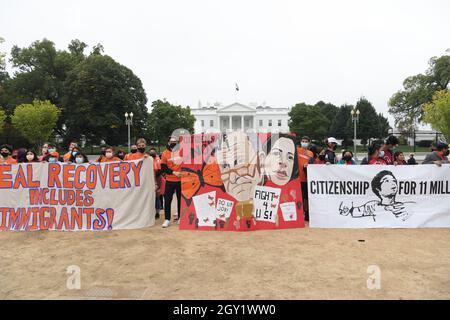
left=201, top=120, right=205, bottom=127
left=278, top=119, right=282, bottom=127
left=210, top=120, right=214, bottom=127
left=259, top=119, right=263, bottom=127
left=268, top=120, right=272, bottom=127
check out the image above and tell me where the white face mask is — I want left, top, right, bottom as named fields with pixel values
left=49, top=157, right=57, bottom=163
left=105, top=152, right=113, bottom=158
left=75, top=157, right=84, bottom=164
left=26, top=154, right=34, bottom=162
left=301, top=142, right=309, bottom=149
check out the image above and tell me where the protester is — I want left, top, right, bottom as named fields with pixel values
left=23, top=150, right=40, bottom=163
left=63, top=141, right=78, bottom=162
left=393, top=151, right=407, bottom=165
left=42, top=144, right=63, bottom=162
left=366, top=142, right=387, bottom=165
left=116, top=149, right=126, bottom=161
left=39, top=143, right=50, bottom=161
left=95, top=144, right=107, bottom=163
left=124, top=140, right=146, bottom=161
left=99, top=146, right=121, bottom=162
left=308, top=144, right=319, bottom=162
left=407, top=153, right=418, bottom=165
left=74, top=152, right=89, bottom=164
left=381, top=135, right=399, bottom=165
left=422, top=142, right=450, bottom=166
left=16, top=148, right=27, bottom=163
left=324, top=137, right=338, bottom=164
left=150, top=148, right=164, bottom=220
left=337, top=150, right=356, bottom=165
left=313, top=148, right=327, bottom=164
left=430, top=142, right=437, bottom=152
left=0, top=144, right=18, bottom=164
left=67, top=146, right=81, bottom=163
left=160, top=136, right=182, bottom=228
left=296, top=136, right=313, bottom=221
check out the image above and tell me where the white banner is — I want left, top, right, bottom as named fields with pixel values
left=308, top=165, right=450, bottom=228
left=0, top=158, right=155, bottom=231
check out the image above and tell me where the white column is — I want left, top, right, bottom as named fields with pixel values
left=229, top=115, right=232, bottom=131
left=241, top=115, right=244, bottom=131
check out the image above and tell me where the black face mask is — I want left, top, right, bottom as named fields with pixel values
left=1, top=152, right=9, bottom=158
left=168, top=143, right=177, bottom=150
left=343, top=155, right=352, bottom=162
left=138, top=147, right=146, bottom=153
left=318, top=154, right=326, bottom=161
left=445, top=150, right=450, bottom=157
left=131, top=149, right=137, bottom=154
left=149, top=153, right=157, bottom=158
left=118, top=154, right=125, bottom=160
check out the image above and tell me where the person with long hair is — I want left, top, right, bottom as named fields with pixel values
left=23, top=150, right=40, bottom=163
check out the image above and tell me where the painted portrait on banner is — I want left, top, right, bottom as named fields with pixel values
left=179, top=132, right=305, bottom=231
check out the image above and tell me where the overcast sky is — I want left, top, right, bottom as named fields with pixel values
left=1, top=0, right=449, bottom=126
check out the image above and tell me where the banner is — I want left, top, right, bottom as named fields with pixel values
left=308, top=165, right=450, bottom=228
left=0, top=158, right=155, bottom=231
left=179, top=132, right=305, bottom=231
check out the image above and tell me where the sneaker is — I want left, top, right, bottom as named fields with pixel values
left=162, top=220, right=170, bottom=228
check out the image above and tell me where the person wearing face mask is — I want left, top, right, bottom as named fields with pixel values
left=67, top=146, right=81, bottom=163
left=95, top=144, right=108, bottom=163
left=367, top=142, right=387, bottom=165
left=313, top=148, right=327, bottom=164
left=381, top=135, right=399, bottom=165
left=324, top=137, right=339, bottom=164
left=42, top=144, right=63, bottom=163
left=296, top=136, right=314, bottom=221
left=74, top=152, right=89, bottom=164
left=338, top=150, right=356, bottom=165
left=23, top=150, right=39, bottom=163
left=39, top=143, right=50, bottom=161
left=422, top=142, right=450, bottom=166
left=0, top=144, right=18, bottom=164
left=116, top=150, right=126, bottom=161
left=160, top=136, right=182, bottom=228
left=124, top=140, right=147, bottom=161
left=97, top=146, right=121, bottom=163
left=63, top=141, right=78, bottom=162
left=124, top=144, right=138, bottom=160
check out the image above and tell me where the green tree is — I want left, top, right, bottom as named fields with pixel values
left=389, top=55, right=450, bottom=131
left=423, top=90, right=450, bottom=142
left=11, top=100, right=60, bottom=147
left=329, top=104, right=353, bottom=143
left=0, top=107, right=6, bottom=135
left=63, top=54, right=148, bottom=145
left=315, top=101, right=339, bottom=135
left=288, top=103, right=329, bottom=141
left=354, top=97, right=386, bottom=141
left=148, top=100, right=195, bottom=145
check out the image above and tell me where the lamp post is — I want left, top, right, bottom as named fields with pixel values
left=125, top=112, right=133, bottom=153
left=350, top=108, right=360, bottom=157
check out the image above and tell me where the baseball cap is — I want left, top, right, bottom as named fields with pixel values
left=327, top=137, right=339, bottom=145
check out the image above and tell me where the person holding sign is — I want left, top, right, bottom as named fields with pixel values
left=422, top=142, right=450, bottom=166
left=161, top=136, right=183, bottom=228
left=124, top=139, right=147, bottom=161
left=63, top=141, right=78, bottom=162
left=96, top=146, right=121, bottom=163
left=23, top=150, right=40, bottom=163
left=0, top=144, right=17, bottom=164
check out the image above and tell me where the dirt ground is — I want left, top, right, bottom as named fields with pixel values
left=0, top=218, right=449, bottom=300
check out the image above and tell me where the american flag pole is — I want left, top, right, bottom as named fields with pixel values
left=235, top=83, right=239, bottom=102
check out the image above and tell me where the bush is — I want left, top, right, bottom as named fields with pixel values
left=417, top=140, right=433, bottom=148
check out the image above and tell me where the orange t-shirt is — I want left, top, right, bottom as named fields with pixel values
left=0, top=157, right=18, bottom=164
left=296, top=147, right=313, bottom=182
left=161, top=149, right=182, bottom=182
left=99, top=156, right=121, bottom=163
left=124, top=152, right=145, bottom=161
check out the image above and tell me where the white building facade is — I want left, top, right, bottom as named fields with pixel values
left=191, top=102, right=291, bottom=133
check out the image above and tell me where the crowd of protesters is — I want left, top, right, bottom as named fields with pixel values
left=1, top=134, right=449, bottom=226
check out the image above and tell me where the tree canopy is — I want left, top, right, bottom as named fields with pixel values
left=389, top=55, right=450, bottom=131
left=423, top=90, right=450, bottom=143
left=11, top=100, right=60, bottom=147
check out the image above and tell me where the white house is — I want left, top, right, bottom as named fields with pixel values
left=191, top=102, right=291, bottom=133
